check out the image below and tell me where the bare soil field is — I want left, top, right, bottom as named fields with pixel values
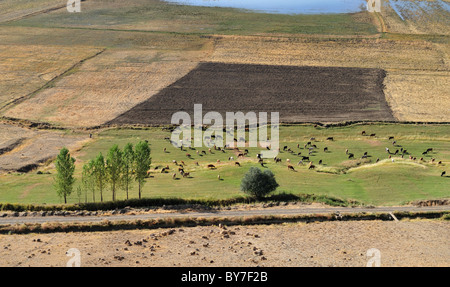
left=109, top=62, right=394, bottom=125
left=0, top=123, right=89, bottom=173
left=0, top=220, right=448, bottom=267
left=209, top=36, right=449, bottom=122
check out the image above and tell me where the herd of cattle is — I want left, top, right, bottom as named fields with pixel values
left=151, top=131, right=446, bottom=180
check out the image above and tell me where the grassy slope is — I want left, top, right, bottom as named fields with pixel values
left=2, top=0, right=378, bottom=36
left=0, top=124, right=448, bottom=206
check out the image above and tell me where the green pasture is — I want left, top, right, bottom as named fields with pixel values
left=0, top=123, right=448, bottom=206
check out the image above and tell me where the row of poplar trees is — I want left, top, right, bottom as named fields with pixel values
left=54, top=141, right=151, bottom=204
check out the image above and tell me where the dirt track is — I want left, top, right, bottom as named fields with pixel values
left=109, top=62, right=395, bottom=125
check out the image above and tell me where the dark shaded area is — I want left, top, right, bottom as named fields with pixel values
left=108, top=62, right=395, bottom=125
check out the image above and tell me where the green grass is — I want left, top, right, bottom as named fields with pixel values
left=2, top=0, right=379, bottom=36
left=0, top=123, right=448, bottom=206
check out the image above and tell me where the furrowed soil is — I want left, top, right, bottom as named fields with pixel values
left=109, top=62, right=395, bottom=125
left=0, top=220, right=448, bottom=267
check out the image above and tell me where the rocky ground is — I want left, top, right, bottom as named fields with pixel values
left=0, top=219, right=448, bottom=267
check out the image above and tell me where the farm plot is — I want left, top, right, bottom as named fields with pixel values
left=0, top=44, right=103, bottom=111
left=0, top=123, right=89, bottom=173
left=3, top=48, right=209, bottom=127
left=109, top=62, right=395, bottom=125
left=381, top=0, right=450, bottom=35
left=208, top=36, right=449, bottom=122
left=0, top=0, right=64, bottom=23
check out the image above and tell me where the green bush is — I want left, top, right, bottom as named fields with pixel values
left=240, top=167, right=279, bottom=200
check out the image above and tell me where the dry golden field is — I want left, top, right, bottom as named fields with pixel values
left=381, top=0, right=450, bottom=35
left=3, top=48, right=210, bottom=127
left=0, top=44, right=103, bottom=111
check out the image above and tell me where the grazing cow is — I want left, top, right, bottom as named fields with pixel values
left=427, top=148, right=433, bottom=153
left=394, top=150, right=399, bottom=155
left=288, top=165, right=295, bottom=171
left=201, top=150, right=207, bottom=155
left=186, top=153, right=191, bottom=158
left=297, top=144, right=300, bottom=149
left=238, top=153, right=244, bottom=158
left=348, top=153, right=354, bottom=159
left=181, top=161, right=186, bottom=166
left=256, top=153, right=261, bottom=159
left=318, top=160, right=322, bottom=165
left=389, top=136, right=394, bottom=140
left=229, top=156, right=234, bottom=161
left=235, top=162, right=241, bottom=167
left=312, top=144, right=317, bottom=149
left=283, top=146, right=288, bottom=151
left=324, top=147, right=328, bottom=152
left=310, top=137, right=315, bottom=141
left=362, top=155, right=368, bottom=159
left=361, top=131, right=366, bottom=136
left=392, top=141, right=397, bottom=145
left=345, top=149, right=349, bottom=154
left=217, top=160, right=221, bottom=163
left=183, top=172, right=190, bottom=178
left=172, top=173, right=177, bottom=180
left=370, top=134, right=376, bottom=137
left=438, top=161, right=442, bottom=165
left=327, top=137, right=334, bottom=141
left=302, top=156, right=310, bottom=161
left=245, top=149, right=249, bottom=154
left=376, top=158, right=380, bottom=163
left=431, top=158, right=435, bottom=163
left=178, top=167, right=184, bottom=173
left=364, top=152, right=368, bottom=156
left=422, top=151, right=428, bottom=155
left=172, top=160, right=178, bottom=165
left=441, top=171, right=446, bottom=177
left=298, top=152, right=302, bottom=156
left=163, top=147, right=167, bottom=153
left=307, top=142, right=312, bottom=146
left=308, top=164, right=315, bottom=170
left=207, top=164, right=216, bottom=169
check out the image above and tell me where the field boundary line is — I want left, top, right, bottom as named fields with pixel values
left=0, top=48, right=107, bottom=113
